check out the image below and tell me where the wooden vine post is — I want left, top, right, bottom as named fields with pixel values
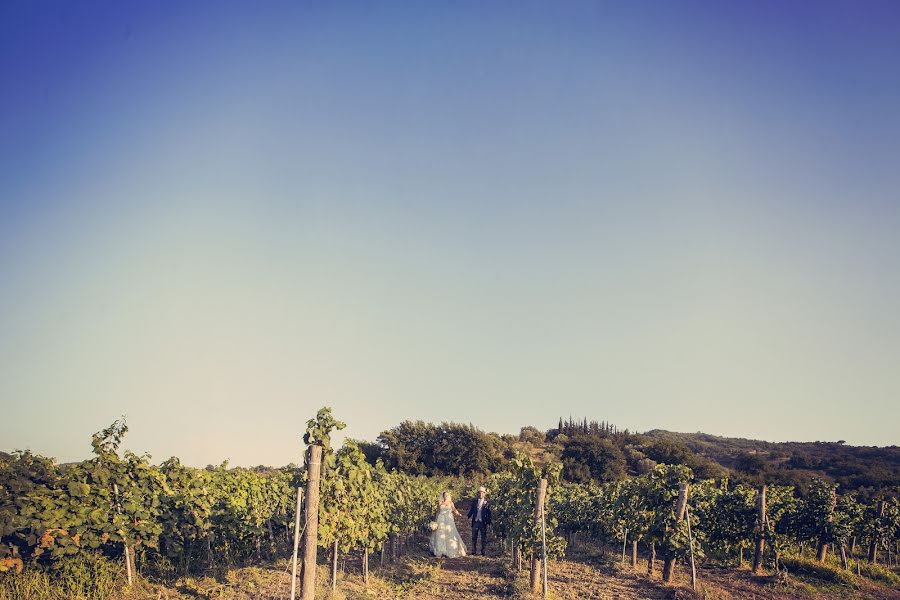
left=541, top=497, right=548, bottom=598
left=662, top=483, right=689, bottom=583
left=289, top=478, right=304, bottom=600
left=331, top=539, right=339, bottom=596
left=752, top=485, right=767, bottom=574
left=363, top=548, right=369, bottom=586
left=530, top=478, right=548, bottom=594
left=686, top=504, right=697, bottom=592
left=764, top=511, right=779, bottom=573
left=300, top=444, right=323, bottom=600
left=868, top=500, right=886, bottom=564
left=112, top=482, right=133, bottom=587
left=94, top=421, right=134, bottom=589
left=299, top=407, right=345, bottom=600
left=816, top=486, right=837, bottom=563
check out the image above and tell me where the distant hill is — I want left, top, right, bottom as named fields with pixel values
left=6, top=422, right=897, bottom=502
left=640, top=429, right=900, bottom=498
left=366, top=418, right=900, bottom=501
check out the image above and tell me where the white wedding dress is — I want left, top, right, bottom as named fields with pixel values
left=429, top=504, right=467, bottom=558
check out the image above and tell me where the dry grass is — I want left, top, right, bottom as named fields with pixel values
left=5, top=541, right=899, bottom=599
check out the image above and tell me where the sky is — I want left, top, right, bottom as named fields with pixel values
left=1, top=1, right=899, bottom=467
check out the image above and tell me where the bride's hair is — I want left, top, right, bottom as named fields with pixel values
left=442, top=491, right=451, bottom=502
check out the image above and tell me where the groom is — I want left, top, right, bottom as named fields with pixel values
left=467, top=486, right=492, bottom=556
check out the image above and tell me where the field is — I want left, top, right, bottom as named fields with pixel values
left=2, top=411, right=899, bottom=600
left=5, top=498, right=898, bottom=600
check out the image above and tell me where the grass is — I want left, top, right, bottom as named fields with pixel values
left=3, top=546, right=899, bottom=599
left=779, top=551, right=900, bottom=594
left=856, top=560, right=900, bottom=587
left=781, top=555, right=859, bottom=588
left=0, top=554, right=136, bottom=600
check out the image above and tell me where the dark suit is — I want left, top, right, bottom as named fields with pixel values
left=467, top=497, right=492, bottom=555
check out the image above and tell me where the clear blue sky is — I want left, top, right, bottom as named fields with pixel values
left=1, top=1, right=898, bottom=466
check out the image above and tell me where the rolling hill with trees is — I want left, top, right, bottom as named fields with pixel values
left=359, top=418, right=899, bottom=500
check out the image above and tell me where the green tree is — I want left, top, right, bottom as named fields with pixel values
left=561, top=435, right=626, bottom=483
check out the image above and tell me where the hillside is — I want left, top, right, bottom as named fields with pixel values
left=365, top=419, right=900, bottom=499
left=641, top=429, right=900, bottom=498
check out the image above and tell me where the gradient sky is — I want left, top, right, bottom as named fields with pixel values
left=1, top=1, right=899, bottom=467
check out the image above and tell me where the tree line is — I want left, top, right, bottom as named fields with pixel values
left=363, top=418, right=899, bottom=499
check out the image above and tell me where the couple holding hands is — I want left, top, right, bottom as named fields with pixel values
left=429, top=486, right=491, bottom=558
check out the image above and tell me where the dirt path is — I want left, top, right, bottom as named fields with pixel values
left=408, top=555, right=508, bottom=599
left=412, top=499, right=668, bottom=600
left=149, top=543, right=900, bottom=600
left=403, top=498, right=508, bottom=598
left=544, top=559, right=673, bottom=600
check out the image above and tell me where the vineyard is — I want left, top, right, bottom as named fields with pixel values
left=2, top=409, right=899, bottom=599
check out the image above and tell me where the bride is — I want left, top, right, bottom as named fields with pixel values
left=429, top=491, right=467, bottom=558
